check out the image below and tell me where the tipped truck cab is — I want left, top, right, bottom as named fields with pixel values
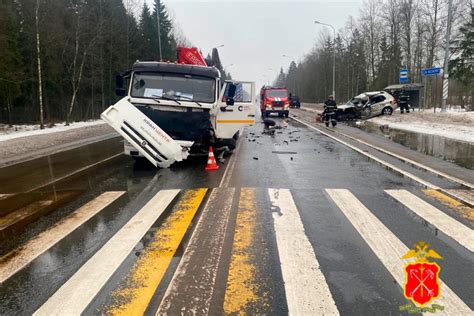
left=101, top=61, right=256, bottom=168
left=260, top=86, right=290, bottom=118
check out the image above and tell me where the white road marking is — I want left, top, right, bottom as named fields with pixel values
left=290, top=116, right=439, bottom=190
left=0, top=191, right=126, bottom=284
left=386, top=190, right=474, bottom=252
left=157, top=188, right=235, bottom=315
left=446, top=189, right=474, bottom=206
left=0, top=194, right=14, bottom=200
left=320, top=120, right=474, bottom=190
left=34, top=189, right=179, bottom=316
left=269, top=188, right=339, bottom=315
left=326, top=189, right=472, bottom=314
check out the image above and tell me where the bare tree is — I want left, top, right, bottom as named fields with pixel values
left=360, top=0, right=381, bottom=85
left=66, top=7, right=98, bottom=126
left=400, top=0, right=417, bottom=75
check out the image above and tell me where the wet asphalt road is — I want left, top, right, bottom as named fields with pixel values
left=0, top=117, right=473, bottom=315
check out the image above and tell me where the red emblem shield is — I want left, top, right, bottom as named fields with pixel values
left=404, top=262, right=441, bottom=306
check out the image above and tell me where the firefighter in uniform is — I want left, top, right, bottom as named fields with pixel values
left=398, top=90, right=410, bottom=113
left=323, top=95, right=337, bottom=126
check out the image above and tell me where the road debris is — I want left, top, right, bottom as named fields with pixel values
left=272, top=151, right=297, bottom=154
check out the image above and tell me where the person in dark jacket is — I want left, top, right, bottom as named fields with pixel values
left=398, top=90, right=410, bottom=113
left=323, top=95, right=337, bottom=126
left=324, top=95, right=337, bottom=112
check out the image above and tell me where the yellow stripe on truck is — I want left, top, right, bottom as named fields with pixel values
left=105, top=188, right=207, bottom=316
left=216, top=120, right=255, bottom=124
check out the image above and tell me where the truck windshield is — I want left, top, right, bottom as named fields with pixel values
left=266, top=90, right=287, bottom=98
left=131, top=72, right=216, bottom=103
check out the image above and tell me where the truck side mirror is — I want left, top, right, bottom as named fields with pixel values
left=115, top=75, right=126, bottom=96
left=226, top=98, right=235, bottom=106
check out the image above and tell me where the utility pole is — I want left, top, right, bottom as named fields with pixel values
left=156, top=1, right=162, bottom=60
left=315, top=21, right=336, bottom=102
left=36, top=0, right=44, bottom=129
left=441, top=0, right=453, bottom=112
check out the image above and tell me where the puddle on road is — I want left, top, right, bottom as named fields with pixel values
left=0, top=137, right=123, bottom=194
left=351, top=121, right=474, bottom=169
left=0, top=190, right=81, bottom=242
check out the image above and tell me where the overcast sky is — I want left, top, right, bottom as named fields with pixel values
left=146, top=0, right=364, bottom=90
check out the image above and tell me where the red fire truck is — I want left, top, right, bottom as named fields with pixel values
left=260, top=86, right=290, bottom=118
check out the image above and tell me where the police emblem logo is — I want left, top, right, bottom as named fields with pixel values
left=402, top=241, right=442, bottom=307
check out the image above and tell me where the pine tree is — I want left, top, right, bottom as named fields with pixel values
left=274, top=68, right=287, bottom=87
left=449, top=8, right=473, bottom=89
left=0, top=0, right=24, bottom=125
left=139, top=3, right=155, bottom=60
left=152, top=0, right=176, bottom=61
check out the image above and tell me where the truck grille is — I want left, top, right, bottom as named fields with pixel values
left=272, top=101, right=284, bottom=107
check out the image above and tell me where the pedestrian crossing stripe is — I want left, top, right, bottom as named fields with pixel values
left=224, top=188, right=265, bottom=314
left=386, top=190, right=474, bottom=252
left=34, top=190, right=180, bottom=316
left=0, top=187, right=470, bottom=315
left=327, top=189, right=472, bottom=314
left=270, top=188, right=339, bottom=314
left=0, top=191, right=126, bottom=284
left=104, top=189, right=207, bottom=315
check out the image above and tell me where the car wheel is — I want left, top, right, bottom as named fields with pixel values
left=382, top=107, right=393, bottom=115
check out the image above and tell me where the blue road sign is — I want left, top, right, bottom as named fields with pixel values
left=399, top=69, right=409, bottom=83
left=421, top=67, right=441, bottom=76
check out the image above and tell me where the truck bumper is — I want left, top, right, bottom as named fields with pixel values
left=262, top=109, right=289, bottom=116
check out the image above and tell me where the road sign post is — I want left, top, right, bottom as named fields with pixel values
left=421, top=67, right=441, bottom=76
left=399, top=69, right=409, bottom=84
left=421, top=67, right=442, bottom=113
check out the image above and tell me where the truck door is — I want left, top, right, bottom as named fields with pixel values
left=101, top=98, right=189, bottom=168
left=215, top=81, right=256, bottom=139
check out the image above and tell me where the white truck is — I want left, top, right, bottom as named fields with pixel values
left=101, top=61, right=256, bottom=168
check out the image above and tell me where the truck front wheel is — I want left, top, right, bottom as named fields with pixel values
left=215, top=138, right=237, bottom=151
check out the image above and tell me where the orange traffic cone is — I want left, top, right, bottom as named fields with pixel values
left=205, top=146, right=219, bottom=171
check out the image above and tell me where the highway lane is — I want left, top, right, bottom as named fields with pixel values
left=0, top=117, right=473, bottom=315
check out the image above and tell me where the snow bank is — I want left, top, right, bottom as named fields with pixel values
left=0, top=120, right=106, bottom=142
left=369, top=112, right=474, bottom=144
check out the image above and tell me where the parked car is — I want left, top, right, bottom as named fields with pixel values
left=289, top=95, right=300, bottom=108
left=336, top=91, right=397, bottom=120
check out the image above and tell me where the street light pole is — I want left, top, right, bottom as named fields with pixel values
left=315, top=21, right=336, bottom=101
left=157, top=2, right=162, bottom=60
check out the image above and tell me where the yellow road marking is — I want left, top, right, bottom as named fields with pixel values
left=224, top=188, right=267, bottom=314
left=216, top=120, right=255, bottom=124
left=423, top=189, right=474, bottom=221
left=105, top=188, right=207, bottom=315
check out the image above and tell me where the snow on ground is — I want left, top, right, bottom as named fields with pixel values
left=0, top=120, right=106, bottom=142
left=369, top=111, right=474, bottom=144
